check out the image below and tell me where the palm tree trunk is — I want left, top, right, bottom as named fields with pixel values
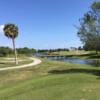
left=12, top=38, right=18, bottom=65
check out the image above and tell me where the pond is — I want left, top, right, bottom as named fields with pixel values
left=47, top=57, right=100, bottom=67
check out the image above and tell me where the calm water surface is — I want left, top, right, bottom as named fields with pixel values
left=48, top=57, right=100, bottom=67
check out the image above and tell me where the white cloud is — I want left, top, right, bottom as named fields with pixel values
left=0, top=25, right=4, bottom=34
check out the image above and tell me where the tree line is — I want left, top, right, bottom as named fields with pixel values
left=77, top=1, right=100, bottom=53
left=0, top=47, right=36, bottom=56
left=37, top=48, right=69, bottom=54
left=0, top=47, right=71, bottom=56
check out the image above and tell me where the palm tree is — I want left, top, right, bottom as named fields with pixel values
left=3, top=23, right=19, bottom=65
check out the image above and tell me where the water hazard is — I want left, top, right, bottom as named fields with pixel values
left=48, top=57, right=100, bottom=67
left=33, top=53, right=100, bottom=67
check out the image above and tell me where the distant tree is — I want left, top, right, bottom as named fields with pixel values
left=37, top=48, right=69, bottom=54
left=77, top=1, right=100, bottom=53
left=3, top=23, right=19, bottom=64
left=78, top=46, right=83, bottom=50
left=0, top=47, right=13, bottom=56
left=17, top=47, right=36, bottom=54
left=31, top=48, right=36, bottom=54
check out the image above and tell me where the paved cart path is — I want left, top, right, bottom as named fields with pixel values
left=0, top=57, right=42, bottom=71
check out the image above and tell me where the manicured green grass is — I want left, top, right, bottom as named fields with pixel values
left=50, top=50, right=100, bottom=60
left=50, top=50, right=90, bottom=55
left=0, top=58, right=100, bottom=100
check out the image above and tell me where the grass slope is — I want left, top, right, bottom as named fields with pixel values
left=0, top=58, right=100, bottom=100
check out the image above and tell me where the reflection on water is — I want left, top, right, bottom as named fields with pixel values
left=48, top=57, right=100, bottom=67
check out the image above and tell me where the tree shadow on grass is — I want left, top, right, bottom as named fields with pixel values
left=0, top=62, right=5, bottom=64
left=88, top=55, right=100, bottom=59
left=75, top=53, right=100, bottom=59
left=48, top=68, right=100, bottom=77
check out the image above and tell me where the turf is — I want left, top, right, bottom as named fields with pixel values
left=0, top=58, right=100, bottom=100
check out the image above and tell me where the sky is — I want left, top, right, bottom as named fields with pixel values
left=0, top=0, right=99, bottom=49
